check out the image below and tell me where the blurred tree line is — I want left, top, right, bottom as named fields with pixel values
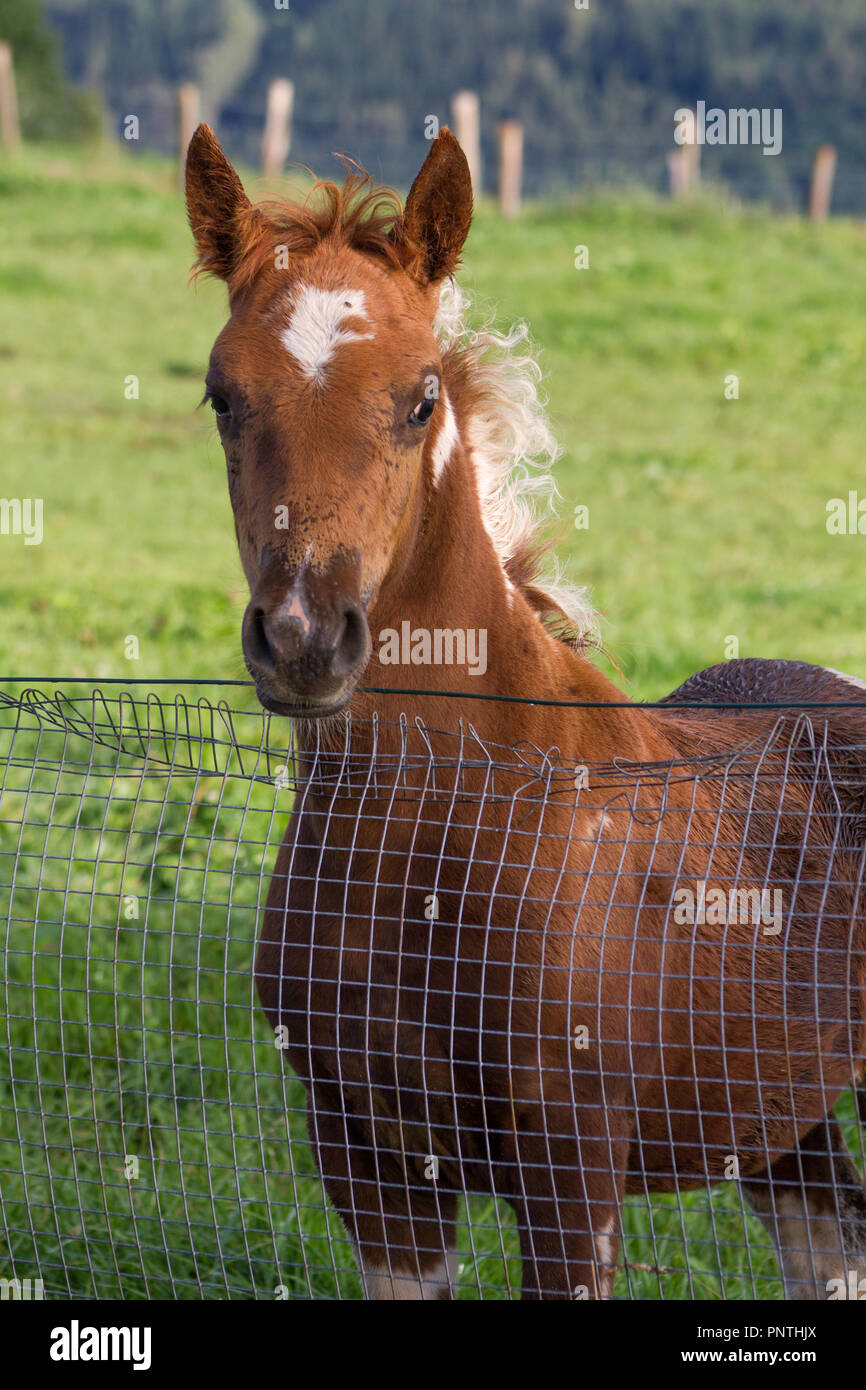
left=0, top=0, right=101, bottom=141
left=4, top=0, right=866, bottom=207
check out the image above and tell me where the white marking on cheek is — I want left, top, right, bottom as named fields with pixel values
left=280, top=287, right=374, bottom=384
left=431, top=393, right=458, bottom=484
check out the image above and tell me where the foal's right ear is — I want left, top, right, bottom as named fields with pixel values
left=185, top=123, right=259, bottom=282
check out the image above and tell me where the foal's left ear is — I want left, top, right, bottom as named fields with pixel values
left=394, top=128, right=473, bottom=286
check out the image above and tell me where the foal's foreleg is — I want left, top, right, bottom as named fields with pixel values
left=742, top=1119, right=866, bottom=1300
left=307, top=1087, right=459, bottom=1300
left=511, top=1106, right=628, bottom=1300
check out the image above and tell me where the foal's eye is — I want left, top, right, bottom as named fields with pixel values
left=209, top=394, right=231, bottom=421
left=407, top=397, right=436, bottom=427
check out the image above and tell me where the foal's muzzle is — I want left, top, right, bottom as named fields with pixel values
left=243, top=570, right=370, bottom=718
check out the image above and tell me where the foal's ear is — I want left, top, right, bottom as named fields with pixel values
left=185, top=123, right=259, bottom=282
left=395, top=128, right=473, bottom=285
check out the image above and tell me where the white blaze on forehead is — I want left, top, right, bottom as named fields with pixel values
left=431, top=392, right=459, bottom=484
left=280, top=286, right=374, bottom=384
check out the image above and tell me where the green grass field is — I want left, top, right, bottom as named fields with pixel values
left=1, top=144, right=865, bottom=1299
left=2, top=145, right=866, bottom=691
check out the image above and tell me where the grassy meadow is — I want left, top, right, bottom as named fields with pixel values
left=1, top=143, right=865, bottom=1300
left=1, top=146, right=866, bottom=690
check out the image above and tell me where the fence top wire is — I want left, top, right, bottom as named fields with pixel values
left=0, top=678, right=854, bottom=754
left=1, top=681, right=864, bottom=813
left=5, top=675, right=866, bottom=707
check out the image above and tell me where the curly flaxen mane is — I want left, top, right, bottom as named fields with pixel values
left=435, top=281, right=597, bottom=647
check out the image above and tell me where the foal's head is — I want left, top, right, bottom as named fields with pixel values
left=186, top=124, right=473, bottom=718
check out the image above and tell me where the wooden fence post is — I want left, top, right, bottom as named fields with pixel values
left=0, top=43, right=20, bottom=157
left=667, top=108, right=700, bottom=200
left=261, top=78, right=294, bottom=178
left=177, top=83, right=200, bottom=187
left=809, top=145, right=836, bottom=223
left=498, top=120, right=523, bottom=219
left=452, top=90, right=481, bottom=196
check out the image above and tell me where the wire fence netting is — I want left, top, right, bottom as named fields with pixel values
left=0, top=684, right=864, bottom=1300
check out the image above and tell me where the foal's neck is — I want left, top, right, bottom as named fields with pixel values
left=353, top=427, right=657, bottom=764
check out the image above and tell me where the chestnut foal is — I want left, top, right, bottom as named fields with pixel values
left=186, top=124, right=866, bottom=1299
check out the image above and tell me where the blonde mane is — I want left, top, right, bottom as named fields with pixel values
left=435, top=282, right=598, bottom=648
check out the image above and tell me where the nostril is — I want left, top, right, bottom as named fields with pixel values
left=247, top=606, right=276, bottom=671
left=334, top=600, right=368, bottom=673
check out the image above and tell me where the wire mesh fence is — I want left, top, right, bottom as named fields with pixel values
left=0, top=682, right=864, bottom=1300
